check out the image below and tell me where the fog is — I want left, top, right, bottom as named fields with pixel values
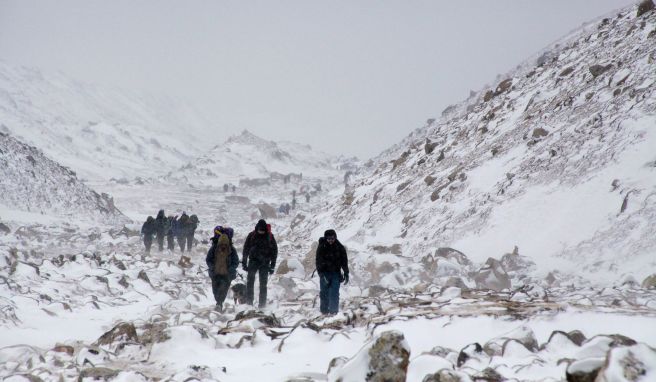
left=0, top=0, right=635, bottom=159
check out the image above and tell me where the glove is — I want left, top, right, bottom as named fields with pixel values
left=343, top=272, right=349, bottom=285
left=269, top=266, right=275, bottom=275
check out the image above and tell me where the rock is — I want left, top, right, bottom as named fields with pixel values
left=276, top=259, right=291, bottom=275
left=327, top=356, right=348, bottom=375
left=589, top=64, right=612, bottom=78
left=368, top=285, right=388, bottom=298
left=532, top=127, right=549, bottom=138
left=118, top=275, right=129, bottom=289
left=371, top=244, right=402, bottom=255
left=422, top=369, right=467, bottom=382
left=235, top=310, right=281, bottom=327
left=435, top=248, right=471, bottom=266
left=637, top=0, right=655, bottom=17
left=546, top=330, right=586, bottom=349
left=278, top=277, right=298, bottom=299
left=0, top=222, right=11, bottom=235
left=96, top=322, right=138, bottom=346
left=444, top=277, right=469, bottom=291
left=500, top=246, right=535, bottom=272
left=52, top=344, right=75, bottom=355
left=256, top=203, right=277, bottom=219
left=425, top=140, right=438, bottom=155
left=595, top=343, right=656, bottom=381
left=566, top=358, right=605, bottom=382
left=457, top=343, right=483, bottom=367
left=366, top=331, right=410, bottom=382
left=424, top=175, right=436, bottom=186
left=483, top=90, right=495, bottom=102
left=137, top=270, right=150, bottom=284
left=642, top=274, right=656, bottom=289
left=560, top=67, right=575, bottom=77
left=78, top=367, right=119, bottom=381
left=178, top=255, right=192, bottom=268
left=140, top=322, right=170, bottom=345
left=568, top=330, right=587, bottom=347
left=473, top=258, right=511, bottom=291
left=475, top=368, right=504, bottom=381
left=328, top=331, right=410, bottom=382
left=495, top=79, right=513, bottom=95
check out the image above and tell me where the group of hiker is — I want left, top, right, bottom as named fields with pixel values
left=140, top=210, right=199, bottom=253
left=205, top=219, right=349, bottom=314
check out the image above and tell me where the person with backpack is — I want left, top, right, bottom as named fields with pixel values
left=187, top=214, right=199, bottom=251
left=166, top=215, right=177, bottom=251
left=177, top=212, right=190, bottom=252
left=315, top=229, right=349, bottom=315
left=206, top=226, right=239, bottom=312
left=154, top=209, right=168, bottom=251
left=242, top=219, right=278, bottom=308
left=141, top=216, right=156, bottom=253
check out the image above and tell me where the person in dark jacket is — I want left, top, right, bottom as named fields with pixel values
left=154, top=209, right=168, bottom=251
left=206, top=227, right=239, bottom=312
left=141, top=216, right=156, bottom=253
left=315, top=229, right=349, bottom=315
left=187, top=214, right=199, bottom=251
left=242, top=219, right=278, bottom=308
left=177, top=213, right=189, bottom=252
left=166, top=215, right=177, bottom=251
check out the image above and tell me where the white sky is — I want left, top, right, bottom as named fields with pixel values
left=0, top=0, right=635, bottom=159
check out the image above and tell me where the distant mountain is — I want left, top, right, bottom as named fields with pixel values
left=165, top=130, right=358, bottom=187
left=294, top=5, right=656, bottom=284
left=0, top=132, right=128, bottom=223
left=0, top=61, right=213, bottom=181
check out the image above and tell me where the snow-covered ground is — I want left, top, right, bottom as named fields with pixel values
left=2, top=3, right=656, bottom=382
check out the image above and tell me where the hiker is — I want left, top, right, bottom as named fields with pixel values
left=242, top=219, right=278, bottom=308
left=166, top=215, right=177, bottom=251
left=187, top=214, right=199, bottom=251
left=315, top=229, right=349, bottom=315
left=206, top=226, right=239, bottom=312
left=141, top=216, right=156, bottom=253
left=305, top=193, right=310, bottom=203
left=154, top=209, right=168, bottom=251
left=177, top=212, right=190, bottom=252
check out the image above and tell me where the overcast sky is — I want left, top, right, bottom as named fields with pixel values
left=0, top=0, right=635, bottom=159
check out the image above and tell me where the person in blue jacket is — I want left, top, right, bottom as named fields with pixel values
left=205, top=226, right=239, bottom=312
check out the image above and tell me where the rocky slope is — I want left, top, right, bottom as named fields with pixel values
left=291, top=4, right=656, bottom=286
left=0, top=61, right=212, bottom=182
left=0, top=132, right=127, bottom=223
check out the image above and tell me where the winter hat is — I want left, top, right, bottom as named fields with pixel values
left=324, top=229, right=337, bottom=238
left=213, top=225, right=224, bottom=238
left=256, top=219, right=267, bottom=232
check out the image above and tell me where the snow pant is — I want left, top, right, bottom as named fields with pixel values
left=211, top=274, right=231, bottom=309
left=143, top=235, right=153, bottom=253
left=186, top=233, right=194, bottom=251
left=177, top=235, right=187, bottom=252
left=246, top=266, right=269, bottom=308
left=156, top=232, right=165, bottom=251
left=166, top=234, right=175, bottom=251
left=319, top=272, right=341, bottom=314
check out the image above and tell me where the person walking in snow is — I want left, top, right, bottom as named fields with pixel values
left=206, top=226, right=239, bottom=312
left=141, top=216, right=156, bottom=253
left=315, top=229, right=349, bottom=315
left=177, top=212, right=190, bottom=252
left=242, top=219, right=278, bottom=308
left=186, top=214, right=199, bottom=251
left=154, top=209, right=168, bottom=251
left=166, top=215, right=177, bottom=251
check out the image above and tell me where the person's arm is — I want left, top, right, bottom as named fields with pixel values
left=269, top=234, right=278, bottom=270
left=228, top=246, right=239, bottom=280
left=242, top=233, right=252, bottom=267
left=315, top=241, right=325, bottom=272
left=206, top=244, right=215, bottom=276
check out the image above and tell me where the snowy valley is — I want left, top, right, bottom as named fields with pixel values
left=1, top=2, right=656, bottom=382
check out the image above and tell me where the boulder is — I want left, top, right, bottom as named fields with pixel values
left=457, top=343, right=484, bottom=367
left=422, top=369, right=468, bottom=382
left=444, top=277, right=469, bottom=291
left=328, top=331, right=410, bottom=382
left=500, top=246, right=535, bottom=272
left=256, top=203, right=277, bottom=219
left=96, top=322, right=138, bottom=346
left=589, top=64, right=612, bottom=78
left=484, top=326, right=539, bottom=356
left=532, top=127, right=549, bottom=138
left=78, top=367, right=119, bottom=381
left=595, top=343, right=656, bottom=381
left=0, top=222, right=11, bottom=235
left=137, top=270, right=150, bottom=284
left=473, top=258, right=511, bottom=291
left=368, top=285, right=388, bottom=298
left=637, top=0, right=655, bottom=17
left=435, top=248, right=471, bottom=266
left=495, top=79, right=513, bottom=95
left=566, top=358, right=605, bottom=382
left=642, top=274, right=656, bottom=289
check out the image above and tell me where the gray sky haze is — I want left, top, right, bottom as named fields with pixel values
left=0, top=0, right=636, bottom=159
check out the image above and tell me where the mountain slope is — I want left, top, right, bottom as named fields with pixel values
left=0, top=61, right=212, bottom=182
left=0, top=132, right=128, bottom=223
left=166, top=130, right=356, bottom=187
left=293, top=5, right=656, bottom=284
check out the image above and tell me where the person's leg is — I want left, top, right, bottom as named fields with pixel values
left=211, top=274, right=221, bottom=304
left=157, top=233, right=164, bottom=251
left=178, top=236, right=185, bottom=252
left=328, top=272, right=341, bottom=314
left=246, top=270, right=256, bottom=305
left=319, top=273, right=329, bottom=314
left=144, top=236, right=152, bottom=253
left=258, top=266, right=269, bottom=308
left=216, top=276, right=231, bottom=308
left=187, top=234, right=193, bottom=251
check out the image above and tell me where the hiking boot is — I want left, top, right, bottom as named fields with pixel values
left=214, top=303, right=223, bottom=313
